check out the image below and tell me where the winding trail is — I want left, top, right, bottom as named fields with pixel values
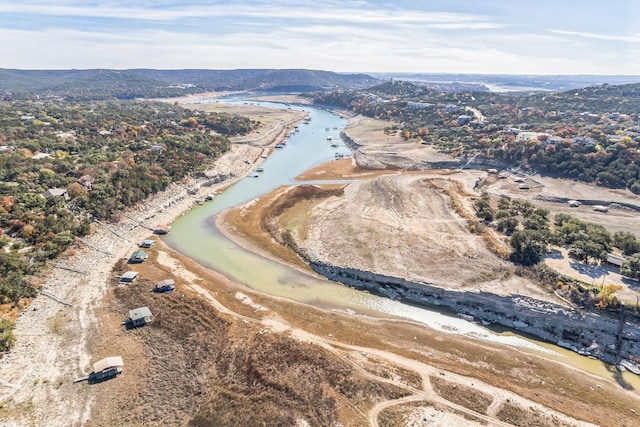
left=161, top=249, right=599, bottom=427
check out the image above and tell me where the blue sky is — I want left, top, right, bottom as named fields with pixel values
left=1, top=0, right=639, bottom=74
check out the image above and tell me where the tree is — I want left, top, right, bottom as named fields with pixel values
left=67, top=182, right=88, bottom=199
left=569, top=240, right=607, bottom=264
left=595, top=284, right=622, bottom=309
left=510, top=229, right=549, bottom=265
left=0, top=319, right=15, bottom=351
left=621, top=253, right=640, bottom=279
left=613, top=231, right=640, bottom=256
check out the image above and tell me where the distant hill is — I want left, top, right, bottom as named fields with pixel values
left=0, top=68, right=379, bottom=101
left=371, top=73, right=640, bottom=92
left=128, top=68, right=378, bottom=92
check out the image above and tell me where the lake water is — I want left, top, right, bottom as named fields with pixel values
left=165, top=96, right=640, bottom=389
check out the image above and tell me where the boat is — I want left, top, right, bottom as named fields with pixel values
left=327, top=136, right=333, bottom=141
left=250, top=172, right=260, bottom=178
left=204, top=194, right=215, bottom=201
left=331, top=142, right=338, bottom=147
left=275, top=143, right=285, bottom=149
left=256, top=167, right=264, bottom=172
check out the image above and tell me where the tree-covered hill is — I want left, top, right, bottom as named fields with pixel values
left=313, top=80, right=640, bottom=192
left=0, top=68, right=380, bottom=101
left=0, top=99, right=258, bottom=319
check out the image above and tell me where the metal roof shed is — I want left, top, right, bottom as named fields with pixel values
left=121, top=271, right=138, bottom=282
left=128, top=306, right=153, bottom=327
left=93, top=356, right=124, bottom=373
left=128, top=250, right=148, bottom=263
left=140, top=239, right=154, bottom=248
left=153, top=279, right=175, bottom=293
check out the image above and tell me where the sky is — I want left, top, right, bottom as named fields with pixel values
left=1, top=0, right=639, bottom=75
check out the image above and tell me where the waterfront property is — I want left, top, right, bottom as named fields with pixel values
left=153, top=279, right=175, bottom=293
left=120, top=271, right=139, bottom=283
left=88, top=356, right=124, bottom=383
left=154, top=224, right=171, bottom=234
left=127, top=306, right=153, bottom=328
left=128, top=250, right=148, bottom=264
left=140, top=239, right=155, bottom=248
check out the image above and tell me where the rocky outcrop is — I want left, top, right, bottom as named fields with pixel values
left=310, top=261, right=640, bottom=366
left=340, top=130, right=509, bottom=171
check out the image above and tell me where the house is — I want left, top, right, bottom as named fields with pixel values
left=120, top=271, right=138, bottom=283
left=77, top=174, right=94, bottom=190
left=153, top=279, right=175, bottom=293
left=89, top=356, right=123, bottom=383
left=457, top=115, right=472, bottom=126
left=139, top=239, right=154, bottom=248
left=154, top=224, right=170, bottom=235
left=604, top=253, right=625, bottom=270
left=41, top=188, right=69, bottom=200
left=128, top=250, right=148, bottom=264
left=127, top=306, right=153, bottom=328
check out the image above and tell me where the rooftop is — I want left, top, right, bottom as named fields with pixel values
left=93, top=356, right=124, bottom=373
left=129, top=306, right=152, bottom=321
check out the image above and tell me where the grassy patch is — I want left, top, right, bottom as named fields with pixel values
left=496, top=401, right=575, bottom=427
left=429, top=375, right=493, bottom=415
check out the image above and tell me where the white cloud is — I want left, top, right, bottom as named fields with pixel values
left=0, top=1, right=638, bottom=74
left=0, top=1, right=501, bottom=29
left=549, top=29, right=640, bottom=43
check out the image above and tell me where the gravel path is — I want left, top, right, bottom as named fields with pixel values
left=0, top=142, right=263, bottom=427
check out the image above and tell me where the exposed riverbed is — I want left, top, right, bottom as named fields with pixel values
left=164, top=96, right=640, bottom=390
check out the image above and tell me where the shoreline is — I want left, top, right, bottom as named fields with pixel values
left=0, top=100, right=304, bottom=426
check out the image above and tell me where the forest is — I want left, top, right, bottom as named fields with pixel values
left=0, top=99, right=258, bottom=325
left=312, top=81, right=640, bottom=193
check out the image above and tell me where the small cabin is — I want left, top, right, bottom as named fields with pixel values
left=89, top=356, right=123, bottom=383
left=139, top=239, right=154, bottom=248
left=128, top=250, right=148, bottom=264
left=120, top=271, right=138, bottom=283
left=153, top=279, right=175, bottom=293
left=154, top=224, right=171, bottom=235
left=128, top=306, right=153, bottom=328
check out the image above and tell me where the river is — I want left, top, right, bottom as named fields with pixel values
left=165, top=95, right=640, bottom=389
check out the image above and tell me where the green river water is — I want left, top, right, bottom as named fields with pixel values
left=164, top=96, right=640, bottom=391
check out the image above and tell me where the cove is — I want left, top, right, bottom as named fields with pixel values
left=164, top=95, right=640, bottom=389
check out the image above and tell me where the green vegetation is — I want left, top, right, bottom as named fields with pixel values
left=0, top=69, right=379, bottom=101
left=313, top=80, right=640, bottom=192
left=621, top=254, right=640, bottom=279
left=0, top=318, right=16, bottom=352
left=468, top=191, right=640, bottom=308
left=0, top=99, right=258, bottom=327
